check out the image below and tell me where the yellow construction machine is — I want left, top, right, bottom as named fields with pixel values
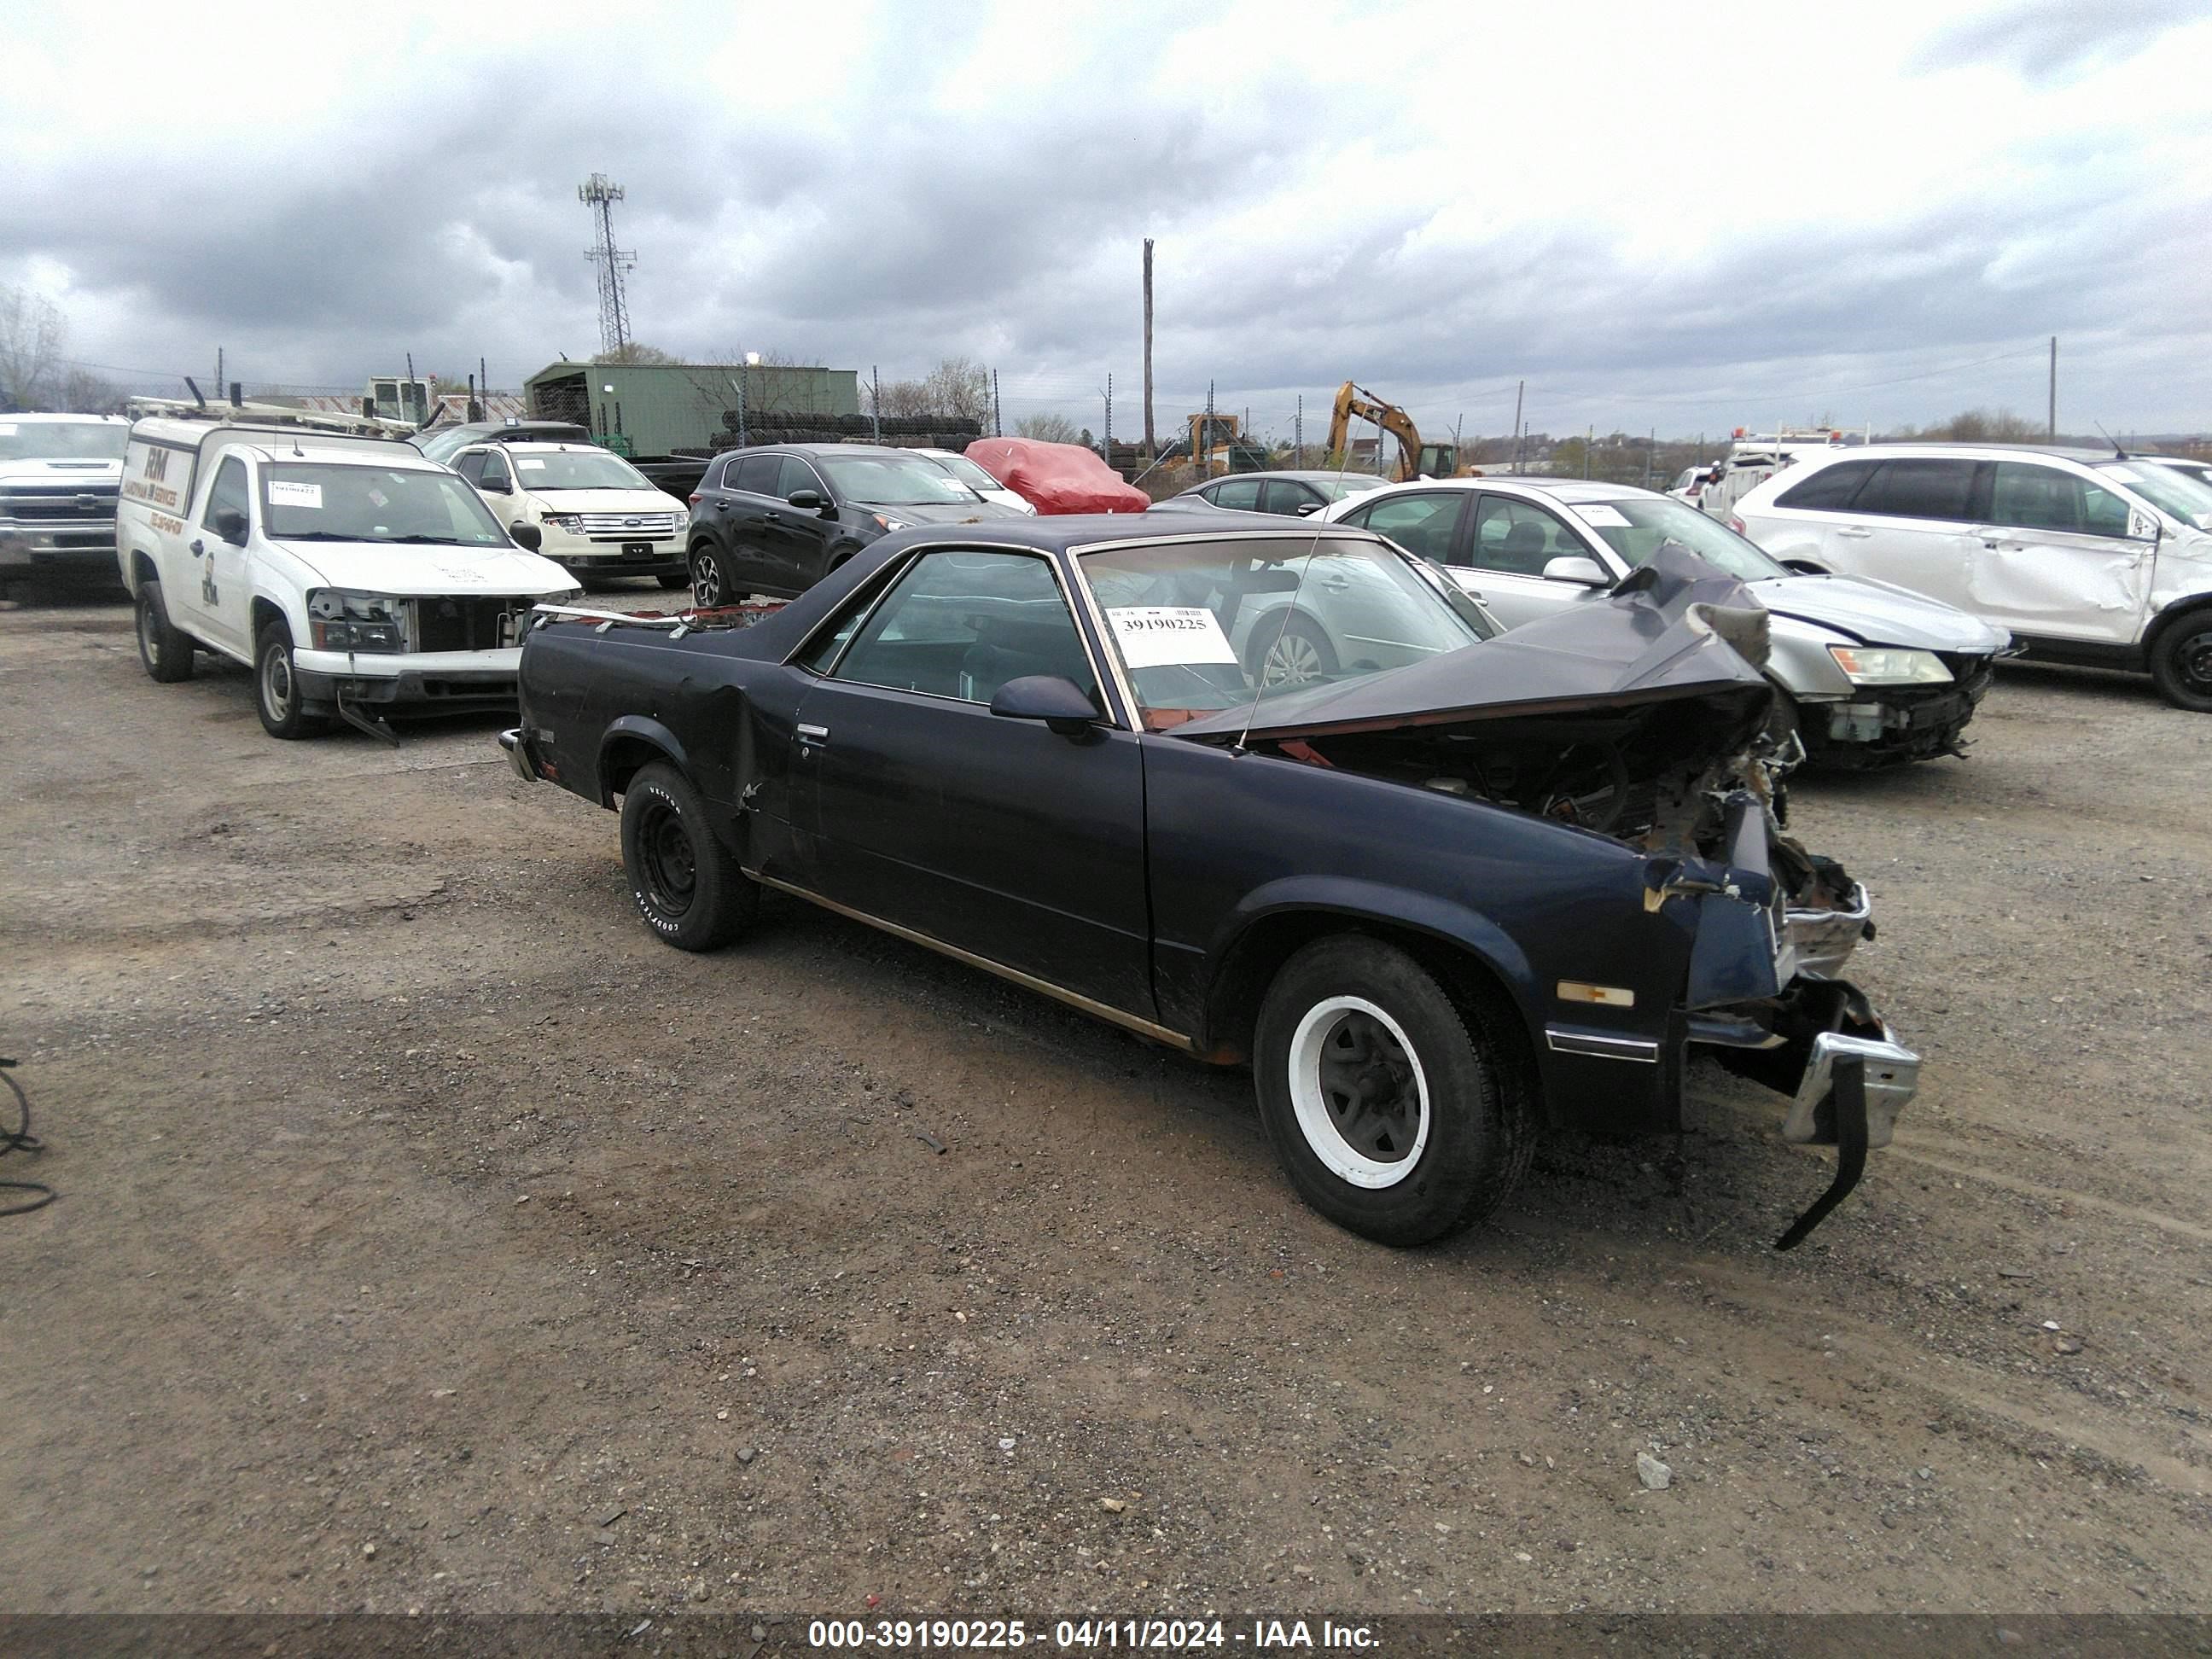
left=1326, top=382, right=1473, bottom=480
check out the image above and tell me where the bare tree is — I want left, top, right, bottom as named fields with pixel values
left=0, top=284, right=66, bottom=410
left=1016, top=411, right=1080, bottom=444
left=867, top=357, right=991, bottom=423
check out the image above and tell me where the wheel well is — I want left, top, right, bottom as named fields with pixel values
left=251, top=596, right=284, bottom=641
left=1201, top=911, right=1534, bottom=1075
left=131, top=550, right=159, bottom=591
left=599, top=735, right=678, bottom=802
left=2145, top=597, right=2212, bottom=654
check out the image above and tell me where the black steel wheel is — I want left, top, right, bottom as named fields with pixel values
left=1254, top=936, right=1536, bottom=1245
left=2151, top=609, right=2212, bottom=713
left=618, top=760, right=758, bottom=951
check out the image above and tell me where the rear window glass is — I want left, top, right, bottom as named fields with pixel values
left=733, top=454, right=783, bottom=496
left=1774, top=459, right=1877, bottom=511
left=1851, top=459, right=1978, bottom=522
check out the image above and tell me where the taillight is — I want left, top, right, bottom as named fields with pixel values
left=1726, top=513, right=1748, bottom=534
left=687, top=492, right=702, bottom=506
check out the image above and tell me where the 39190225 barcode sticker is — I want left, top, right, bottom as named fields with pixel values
left=266, top=480, right=324, bottom=509
left=1105, top=605, right=1241, bottom=669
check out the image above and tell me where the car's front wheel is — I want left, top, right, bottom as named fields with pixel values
left=618, top=760, right=759, bottom=951
left=690, top=544, right=734, bottom=608
left=2150, top=608, right=2212, bottom=713
left=1254, top=936, right=1534, bottom=1245
left=254, top=620, right=331, bottom=740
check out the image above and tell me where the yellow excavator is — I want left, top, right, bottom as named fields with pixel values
left=1326, top=381, right=1474, bottom=481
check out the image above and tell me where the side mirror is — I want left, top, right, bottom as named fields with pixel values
left=785, top=488, right=827, bottom=512
left=2128, top=508, right=2162, bottom=543
left=1779, top=558, right=1831, bottom=576
left=509, top=522, right=544, bottom=552
left=1293, top=501, right=1323, bottom=517
left=1541, top=554, right=1611, bottom=587
left=212, top=506, right=248, bottom=544
left=988, top=674, right=1098, bottom=737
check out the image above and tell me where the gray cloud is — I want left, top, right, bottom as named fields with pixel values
left=1907, top=0, right=2203, bottom=83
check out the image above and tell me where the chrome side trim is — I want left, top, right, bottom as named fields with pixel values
left=748, top=872, right=1196, bottom=1053
left=1545, top=1027, right=1662, bottom=1063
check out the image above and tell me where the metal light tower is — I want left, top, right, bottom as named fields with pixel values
left=579, top=173, right=636, bottom=358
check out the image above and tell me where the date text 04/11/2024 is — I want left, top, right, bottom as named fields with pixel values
left=806, top=1619, right=1378, bottom=1650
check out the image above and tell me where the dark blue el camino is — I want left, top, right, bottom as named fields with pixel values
left=503, top=515, right=1918, bottom=1248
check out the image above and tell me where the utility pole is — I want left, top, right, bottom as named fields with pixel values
left=2048, top=336, right=2058, bottom=441
left=215, top=347, right=223, bottom=398
left=480, top=356, right=490, bottom=421
left=1584, top=424, right=1592, bottom=480
left=579, top=173, right=636, bottom=359
left=992, top=370, right=1002, bottom=438
left=405, top=352, right=418, bottom=424
left=1295, top=393, right=1302, bottom=460
left=1141, top=239, right=1156, bottom=458
left=1204, top=380, right=1215, bottom=479
left=1511, top=380, right=1524, bottom=474
left=1103, top=373, right=1112, bottom=463
left=1644, top=427, right=1654, bottom=488
left=871, top=365, right=882, bottom=444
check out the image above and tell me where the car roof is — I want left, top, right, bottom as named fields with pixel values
left=1188, top=469, right=1387, bottom=489
left=468, top=440, right=614, bottom=454
left=1780, top=441, right=2128, bottom=465
left=1349, top=475, right=1663, bottom=504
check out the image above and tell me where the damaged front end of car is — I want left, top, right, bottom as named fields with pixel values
left=1182, top=545, right=1920, bottom=1247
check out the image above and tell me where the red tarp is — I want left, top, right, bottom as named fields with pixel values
left=963, top=438, right=1150, bottom=515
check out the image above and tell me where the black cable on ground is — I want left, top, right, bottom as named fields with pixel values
left=0, top=1058, right=56, bottom=1216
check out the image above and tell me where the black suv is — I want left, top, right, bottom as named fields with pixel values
left=685, top=445, right=1025, bottom=607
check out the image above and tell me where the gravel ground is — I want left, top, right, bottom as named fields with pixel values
left=1, top=570, right=2207, bottom=1620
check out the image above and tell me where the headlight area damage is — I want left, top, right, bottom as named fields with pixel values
left=1179, top=546, right=1919, bottom=1248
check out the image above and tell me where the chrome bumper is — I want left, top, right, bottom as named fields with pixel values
left=498, top=727, right=542, bottom=783
left=1783, top=880, right=1874, bottom=979
left=1782, top=1023, right=1918, bottom=1151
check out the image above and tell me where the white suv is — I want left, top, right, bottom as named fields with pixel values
left=1731, top=445, right=2212, bottom=711
left=449, top=440, right=688, bottom=588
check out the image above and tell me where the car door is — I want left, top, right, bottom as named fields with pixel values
left=1451, top=494, right=1598, bottom=631
left=1803, top=457, right=1982, bottom=612
left=181, top=453, right=254, bottom=652
left=719, top=451, right=787, bottom=590
left=764, top=455, right=838, bottom=589
left=1259, top=479, right=1323, bottom=517
left=1966, top=460, right=2153, bottom=644
left=786, top=547, right=1153, bottom=1016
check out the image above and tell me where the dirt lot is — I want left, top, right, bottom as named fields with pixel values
left=2, top=570, right=2208, bottom=1621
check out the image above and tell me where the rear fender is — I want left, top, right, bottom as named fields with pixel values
left=595, top=716, right=689, bottom=806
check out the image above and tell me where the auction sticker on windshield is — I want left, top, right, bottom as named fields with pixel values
left=1107, top=606, right=1239, bottom=668
left=1575, top=504, right=1630, bottom=527
left=268, top=481, right=324, bottom=509
left=519, top=458, right=547, bottom=471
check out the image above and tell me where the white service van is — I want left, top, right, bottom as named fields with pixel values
left=115, top=413, right=579, bottom=739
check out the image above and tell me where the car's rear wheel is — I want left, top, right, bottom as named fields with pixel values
left=619, top=760, right=758, bottom=951
left=1246, top=612, right=1337, bottom=688
left=690, top=544, right=734, bottom=608
left=2150, top=608, right=2212, bottom=713
left=136, top=580, right=195, bottom=682
left=1254, top=936, right=1534, bottom=1245
left=254, top=620, right=331, bottom=740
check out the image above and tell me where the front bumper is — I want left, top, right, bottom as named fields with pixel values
left=1806, top=659, right=1995, bottom=766
left=0, top=524, right=118, bottom=568
left=541, top=534, right=686, bottom=578
left=293, top=645, right=521, bottom=712
left=1783, top=880, right=1875, bottom=978
left=499, top=726, right=545, bottom=782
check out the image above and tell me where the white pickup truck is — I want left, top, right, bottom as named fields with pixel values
left=115, top=413, right=579, bottom=739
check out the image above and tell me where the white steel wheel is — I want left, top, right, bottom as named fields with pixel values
left=1286, top=995, right=1431, bottom=1189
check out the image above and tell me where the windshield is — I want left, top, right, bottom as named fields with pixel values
left=1078, top=535, right=1494, bottom=731
left=260, top=463, right=511, bottom=546
left=513, top=450, right=650, bottom=491
left=0, top=420, right=128, bottom=461
left=820, top=453, right=981, bottom=507
left=925, top=453, right=1006, bottom=495
left=1573, top=494, right=1789, bottom=581
left=2101, top=461, right=2212, bottom=531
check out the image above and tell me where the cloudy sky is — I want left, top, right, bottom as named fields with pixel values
left=6, top=0, right=2209, bottom=444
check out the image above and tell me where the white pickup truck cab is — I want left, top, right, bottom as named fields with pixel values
left=115, top=415, right=579, bottom=739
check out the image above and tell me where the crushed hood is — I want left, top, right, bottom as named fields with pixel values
left=1177, top=544, right=1776, bottom=743
left=271, top=539, right=575, bottom=596
left=1749, top=573, right=2009, bottom=653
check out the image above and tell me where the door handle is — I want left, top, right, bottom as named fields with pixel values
left=795, top=723, right=830, bottom=745
left=189, top=539, right=206, bottom=556
left=1837, top=527, right=1873, bottom=538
